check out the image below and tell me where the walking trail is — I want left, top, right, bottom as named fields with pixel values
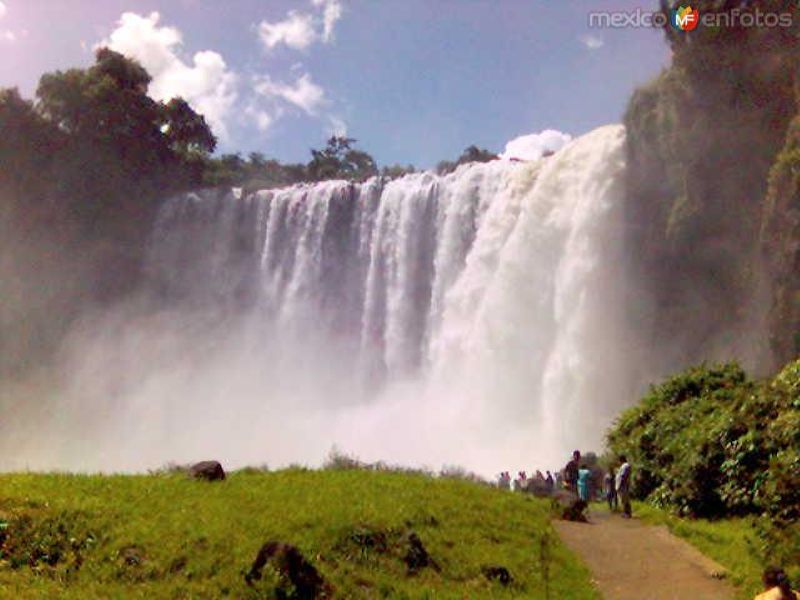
left=553, top=508, right=736, bottom=600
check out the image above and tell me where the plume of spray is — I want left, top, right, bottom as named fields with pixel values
left=0, top=125, right=637, bottom=475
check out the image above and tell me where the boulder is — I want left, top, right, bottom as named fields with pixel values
left=404, top=532, right=438, bottom=575
left=552, top=489, right=588, bottom=522
left=483, top=565, right=513, bottom=585
left=245, top=541, right=331, bottom=599
left=189, top=460, right=225, bottom=481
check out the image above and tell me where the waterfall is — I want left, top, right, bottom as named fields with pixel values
left=2, top=125, right=633, bottom=473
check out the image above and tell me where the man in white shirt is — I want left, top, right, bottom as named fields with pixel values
left=616, top=455, right=632, bottom=518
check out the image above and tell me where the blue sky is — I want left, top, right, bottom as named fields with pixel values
left=0, top=0, right=670, bottom=167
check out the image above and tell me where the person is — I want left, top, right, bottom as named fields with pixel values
left=564, top=450, right=580, bottom=493
left=604, top=467, right=618, bottom=511
left=755, top=566, right=800, bottom=599
left=616, top=455, right=632, bottom=518
left=577, top=464, right=592, bottom=502
left=498, top=471, right=511, bottom=491
left=514, top=471, right=528, bottom=492
left=545, top=470, right=554, bottom=491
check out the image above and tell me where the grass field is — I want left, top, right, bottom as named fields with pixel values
left=0, top=469, right=598, bottom=599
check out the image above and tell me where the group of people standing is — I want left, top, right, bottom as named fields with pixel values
left=563, top=450, right=632, bottom=518
left=497, top=469, right=557, bottom=492
left=497, top=449, right=633, bottom=518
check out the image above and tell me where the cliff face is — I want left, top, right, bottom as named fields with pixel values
left=762, top=109, right=800, bottom=362
left=624, top=0, right=799, bottom=376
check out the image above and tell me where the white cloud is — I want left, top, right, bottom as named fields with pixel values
left=258, top=10, right=317, bottom=50
left=255, top=72, right=326, bottom=115
left=579, top=34, right=604, bottom=50
left=313, top=0, right=342, bottom=43
left=0, top=3, right=23, bottom=43
left=500, top=129, right=572, bottom=161
left=101, top=12, right=238, bottom=141
left=245, top=104, right=274, bottom=132
left=94, top=10, right=343, bottom=146
left=258, top=0, right=343, bottom=50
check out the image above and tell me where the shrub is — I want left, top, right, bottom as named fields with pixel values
left=607, top=360, right=800, bottom=566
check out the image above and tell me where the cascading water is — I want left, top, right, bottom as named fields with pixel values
left=2, top=124, right=635, bottom=474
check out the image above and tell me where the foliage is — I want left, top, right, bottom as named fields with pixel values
left=436, top=144, right=497, bottom=175
left=0, top=47, right=216, bottom=226
left=0, top=49, right=218, bottom=378
left=307, top=136, right=378, bottom=182
left=607, top=360, right=800, bottom=568
left=201, top=152, right=308, bottom=190
left=0, top=470, right=598, bottom=599
left=202, top=137, right=386, bottom=190
left=381, top=163, right=417, bottom=179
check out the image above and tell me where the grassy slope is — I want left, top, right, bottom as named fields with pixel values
left=0, top=470, right=598, bottom=599
left=633, top=503, right=768, bottom=600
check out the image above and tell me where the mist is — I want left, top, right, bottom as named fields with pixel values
left=2, top=125, right=643, bottom=476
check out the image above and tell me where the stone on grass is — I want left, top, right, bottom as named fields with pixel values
left=189, top=461, right=226, bottom=481
left=245, top=541, right=331, bottom=599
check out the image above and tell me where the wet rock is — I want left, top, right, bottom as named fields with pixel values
left=245, top=541, right=331, bottom=599
left=189, top=461, right=226, bottom=481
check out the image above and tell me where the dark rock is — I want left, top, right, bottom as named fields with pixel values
left=245, top=541, right=331, bottom=599
left=404, top=532, right=438, bottom=575
left=168, top=555, right=188, bottom=573
left=483, top=565, right=513, bottom=585
left=551, top=489, right=578, bottom=508
left=348, top=526, right=389, bottom=554
left=551, top=489, right=589, bottom=521
left=119, top=545, right=145, bottom=566
left=189, top=461, right=226, bottom=481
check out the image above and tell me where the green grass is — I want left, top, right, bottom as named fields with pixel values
left=0, top=469, right=598, bottom=599
left=633, top=502, right=769, bottom=600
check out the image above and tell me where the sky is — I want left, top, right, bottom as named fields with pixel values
left=0, top=0, right=670, bottom=167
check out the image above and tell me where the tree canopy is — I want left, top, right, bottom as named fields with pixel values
left=436, top=144, right=498, bottom=175
left=307, top=136, right=378, bottom=182
left=0, top=48, right=220, bottom=377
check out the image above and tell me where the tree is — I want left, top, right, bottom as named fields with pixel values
left=0, top=88, right=59, bottom=197
left=307, top=136, right=378, bottom=181
left=161, top=97, right=216, bottom=156
left=36, top=48, right=215, bottom=165
left=436, top=144, right=497, bottom=175
left=381, top=164, right=416, bottom=179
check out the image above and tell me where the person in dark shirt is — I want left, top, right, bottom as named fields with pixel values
left=564, top=449, right=580, bottom=492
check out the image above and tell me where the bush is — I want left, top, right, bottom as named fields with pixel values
left=607, top=360, right=800, bottom=566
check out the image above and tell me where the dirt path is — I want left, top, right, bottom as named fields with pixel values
left=553, top=508, right=736, bottom=600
